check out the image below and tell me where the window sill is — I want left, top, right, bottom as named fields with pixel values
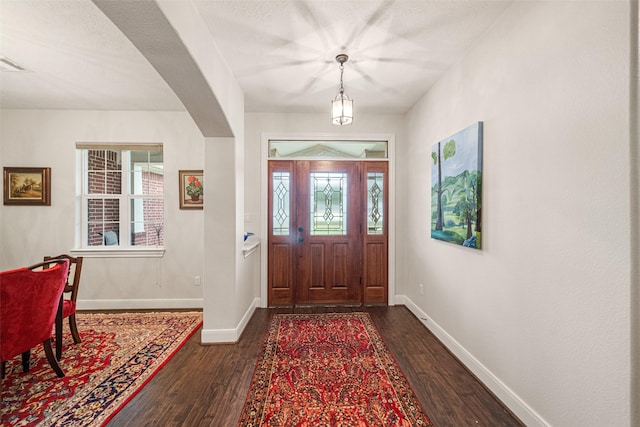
left=70, top=247, right=165, bottom=258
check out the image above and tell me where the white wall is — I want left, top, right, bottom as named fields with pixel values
left=0, top=110, right=205, bottom=308
left=149, top=0, right=253, bottom=341
left=404, top=2, right=632, bottom=426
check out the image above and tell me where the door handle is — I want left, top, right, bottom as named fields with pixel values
left=298, top=237, right=304, bottom=243
left=298, top=227, right=304, bottom=232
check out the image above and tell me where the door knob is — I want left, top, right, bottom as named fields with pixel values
left=298, top=237, right=304, bottom=243
left=298, top=227, right=304, bottom=232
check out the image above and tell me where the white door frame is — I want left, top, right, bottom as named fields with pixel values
left=259, top=132, right=396, bottom=307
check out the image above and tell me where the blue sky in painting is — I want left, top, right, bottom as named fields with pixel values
left=431, top=122, right=483, bottom=183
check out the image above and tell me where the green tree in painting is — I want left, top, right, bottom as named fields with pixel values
left=431, top=139, right=456, bottom=231
left=451, top=171, right=480, bottom=239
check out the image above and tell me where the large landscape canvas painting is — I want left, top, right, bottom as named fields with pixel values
left=431, top=122, right=483, bottom=249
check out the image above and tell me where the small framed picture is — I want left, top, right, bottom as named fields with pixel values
left=3, top=167, right=51, bottom=206
left=179, top=170, right=203, bottom=210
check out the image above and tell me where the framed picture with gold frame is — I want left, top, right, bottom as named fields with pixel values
left=3, top=167, right=51, bottom=206
left=179, top=170, right=203, bottom=210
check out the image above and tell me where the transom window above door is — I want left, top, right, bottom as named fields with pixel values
left=269, top=140, right=387, bottom=159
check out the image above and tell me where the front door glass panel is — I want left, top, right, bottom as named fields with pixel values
left=272, top=171, right=290, bottom=235
left=367, top=172, right=384, bottom=235
left=310, top=172, right=347, bottom=235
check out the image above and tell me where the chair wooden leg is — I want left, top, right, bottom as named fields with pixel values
left=55, top=331, right=62, bottom=360
left=69, top=314, right=82, bottom=344
left=55, top=297, right=63, bottom=360
left=21, top=350, right=31, bottom=372
left=43, top=339, right=64, bottom=378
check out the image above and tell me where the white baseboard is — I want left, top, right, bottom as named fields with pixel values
left=201, top=297, right=260, bottom=344
left=396, top=295, right=550, bottom=427
left=77, top=298, right=203, bottom=310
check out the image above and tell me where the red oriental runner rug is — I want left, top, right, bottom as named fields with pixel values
left=0, top=311, right=202, bottom=426
left=238, top=312, right=433, bottom=426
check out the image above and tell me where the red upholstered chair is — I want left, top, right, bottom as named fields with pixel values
left=0, top=259, right=69, bottom=379
left=44, top=254, right=83, bottom=360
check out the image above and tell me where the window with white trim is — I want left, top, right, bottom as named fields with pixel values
left=77, top=143, right=164, bottom=249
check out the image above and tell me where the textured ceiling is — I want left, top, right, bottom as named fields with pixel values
left=0, top=0, right=184, bottom=111
left=0, top=0, right=512, bottom=114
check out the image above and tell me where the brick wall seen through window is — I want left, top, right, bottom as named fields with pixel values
left=84, top=148, right=163, bottom=247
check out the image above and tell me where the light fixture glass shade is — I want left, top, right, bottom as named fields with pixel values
left=332, top=92, right=353, bottom=125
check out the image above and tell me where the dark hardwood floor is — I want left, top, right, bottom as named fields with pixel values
left=107, top=306, right=523, bottom=426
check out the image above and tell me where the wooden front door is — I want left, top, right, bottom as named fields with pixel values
left=268, top=160, right=388, bottom=305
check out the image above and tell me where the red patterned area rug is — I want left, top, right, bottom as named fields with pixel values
left=1, top=311, right=202, bottom=426
left=238, top=312, right=433, bottom=426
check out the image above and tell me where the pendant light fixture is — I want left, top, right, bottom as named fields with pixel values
left=331, top=53, right=353, bottom=125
